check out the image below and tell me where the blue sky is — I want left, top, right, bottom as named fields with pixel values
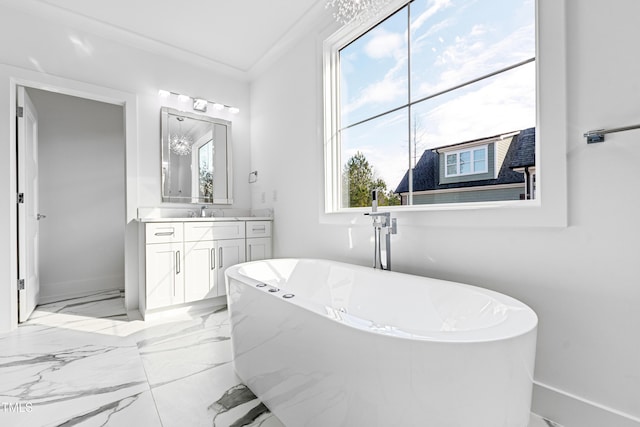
left=339, top=0, right=535, bottom=191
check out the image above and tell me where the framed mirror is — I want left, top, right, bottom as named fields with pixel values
left=161, top=107, right=233, bottom=204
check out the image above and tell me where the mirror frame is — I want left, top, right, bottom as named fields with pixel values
left=160, top=107, right=233, bottom=204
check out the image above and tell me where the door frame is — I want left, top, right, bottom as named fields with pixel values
left=4, top=65, right=139, bottom=331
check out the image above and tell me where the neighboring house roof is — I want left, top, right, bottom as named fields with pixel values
left=509, top=127, right=536, bottom=169
left=394, top=127, right=535, bottom=194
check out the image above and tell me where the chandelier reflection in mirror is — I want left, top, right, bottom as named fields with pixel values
left=170, top=116, right=194, bottom=156
left=326, top=0, right=390, bottom=24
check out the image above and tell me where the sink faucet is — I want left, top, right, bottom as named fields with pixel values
left=364, top=189, right=397, bottom=270
left=200, top=206, right=207, bottom=217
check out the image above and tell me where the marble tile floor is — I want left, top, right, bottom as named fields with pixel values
left=0, top=290, right=561, bottom=427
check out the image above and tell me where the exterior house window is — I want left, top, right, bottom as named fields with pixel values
left=444, top=145, right=488, bottom=177
left=324, top=0, right=536, bottom=210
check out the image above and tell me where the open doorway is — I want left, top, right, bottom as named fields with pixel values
left=17, top=86, right=126, bottom=322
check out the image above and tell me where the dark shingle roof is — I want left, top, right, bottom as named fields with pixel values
left=394, top=127, right=535, bottom=194
left=509, top=127, right=536, bottom=168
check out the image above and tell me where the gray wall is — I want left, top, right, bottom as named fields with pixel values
left=412, top=187, right=523, bottom=204
left=28, top=88, right=125, bottom=302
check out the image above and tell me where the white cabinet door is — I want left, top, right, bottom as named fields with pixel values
left=184, top=240, right=216, bottom=302
left=215, top=238, right=246, bottom=296
left=246, top=237, right=272, bottom=262
left=146, top=242, right=184, bottom=310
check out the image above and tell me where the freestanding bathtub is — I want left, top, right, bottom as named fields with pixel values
left=225, top=259, right=537, bottom=427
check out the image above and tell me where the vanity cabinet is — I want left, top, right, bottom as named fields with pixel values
left=144, top=223, right=185, bottom=310
left=143, top=219, right=267, bottom=313
left=183, top=238, right=246, bottom=301
left=183, top=222, right=245, bottom=301
left=246, top=221, right=273, bottom=262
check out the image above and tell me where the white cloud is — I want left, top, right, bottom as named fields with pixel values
left=342, top=73, right=406, bottom=117
left=470, top=24, right=487, bottom=36
left=419, top=23, right=535, bottom=97
left=411, top=0, right=452, bottom=33
left=342, top=25, right=408, bottom=119
left=342, top=41, right=408, bottom=118
left=365, top=29, right=404, bottom=59
left=417, top=63, right=536, bottom=150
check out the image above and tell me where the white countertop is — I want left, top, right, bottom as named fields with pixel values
left=138, top=217, right=273, bottom=223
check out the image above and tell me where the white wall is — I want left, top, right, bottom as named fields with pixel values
left=250, top=1, right=640, bottom=427
left=27, top=88, right=125, bottom=302
left=0, top=4, right=251, bottom=208
left=0, top=4, right=250, bottom=330
left=0, top=1, right=638, bottom=425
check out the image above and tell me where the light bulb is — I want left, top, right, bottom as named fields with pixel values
left=193, top=98, right=208, bottom=112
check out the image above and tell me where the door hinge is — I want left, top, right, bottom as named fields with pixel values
left=17, top=193, right=24, bottom=204
left=18, top=279, right=25, bottom=290
left=16, top=106, right=23, bottom=118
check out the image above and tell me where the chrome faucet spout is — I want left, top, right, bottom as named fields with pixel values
left=365, top=197, right=396, bottom=270
left=200, top=206, right=207, bottom=217
left=365, top=211, right=390, bottom=227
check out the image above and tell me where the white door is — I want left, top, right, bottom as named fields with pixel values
left=145, top=242, right=184, bottom=310
left=17, top=86, right=40, bottom=322
left=215, top=238, right=245, bottom=296
left=246, top=238, right=273, bottom=262
left=184, top=240, right=216, bottom=302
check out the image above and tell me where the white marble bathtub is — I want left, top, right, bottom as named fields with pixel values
left=226, top=258, right=538, bottom=427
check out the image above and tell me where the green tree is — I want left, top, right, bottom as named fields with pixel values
left=343, top=151, right=401, bottom=208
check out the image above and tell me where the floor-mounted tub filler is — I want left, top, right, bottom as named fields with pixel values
left=226, top=259, right=538, bottom=427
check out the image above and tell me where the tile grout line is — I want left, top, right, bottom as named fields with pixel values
left=131, top=323, right=166, bottom=427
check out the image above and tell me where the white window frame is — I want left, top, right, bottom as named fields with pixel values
left=322, top=0, right=568, bottom=228
left=444, top=145, right=489, bottom=178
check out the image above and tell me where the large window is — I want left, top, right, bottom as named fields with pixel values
left=325, top=0, right=536, bottom=210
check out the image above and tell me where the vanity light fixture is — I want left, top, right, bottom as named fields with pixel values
left=326, top=0, right=390, bottom=25
left=193, top=98, right=208, bottom=112
left=158, top=89, right=240, bottom=115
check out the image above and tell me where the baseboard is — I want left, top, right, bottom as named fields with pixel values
left=532, top=381, right=640, bottom=427
left=39, top=275, right=124, bottom=304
